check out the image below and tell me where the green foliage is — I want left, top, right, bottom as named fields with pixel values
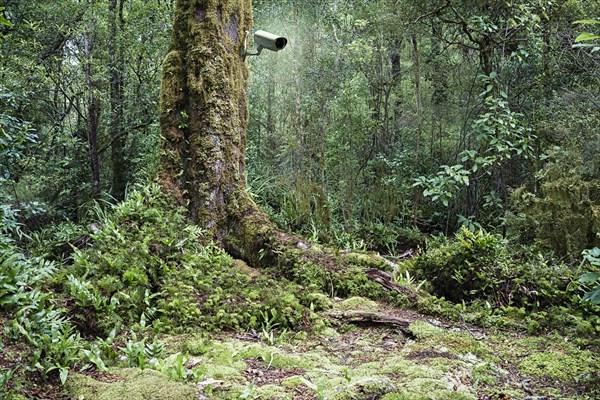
left=509, top=146, right=600, bottom=258
left=415, top=73, right=534, bottom=226
left=573, top=19, right=600, bottom=51
left=411, top=228, right=570, bottom=308
left=408, top=227, right=600, bottom=334
left=0, top=6, right=11, bottom=28
left=410, top=228, right=512, bottom=303
left=0, top=225, right=82, bottom=385
left=0, top=94, right=37, bottom=188
left=414, top=164, right=470, bottom=208
left=580, top=247, right=600, bottom=304
left=62, top=184, right=316, bottom=334
left=26, top=221, right=87, bottom=261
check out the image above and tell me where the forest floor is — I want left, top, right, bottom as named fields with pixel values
left=61, top=297, right=598, bottom=400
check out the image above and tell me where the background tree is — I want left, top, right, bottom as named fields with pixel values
left=0, top=0, right=171, bottom=222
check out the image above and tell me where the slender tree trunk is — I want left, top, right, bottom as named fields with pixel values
left=411, top=34, right=422, bottom=229
left=84, top=33, right=101, bottom=196
left=109, top=0, right=126, bottom=199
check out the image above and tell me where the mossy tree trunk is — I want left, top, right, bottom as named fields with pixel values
left=159, top=0, right=418, bottom=305
left=159, top=0, right=277, bottom=265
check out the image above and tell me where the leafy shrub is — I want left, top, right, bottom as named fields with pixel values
left=26, top=220, right=88, bottom=261
left=410, top=227, right=578, bottom=308
left=410, top=227, right=513, bottom=303
left=358, top=222, right=424, bottom=255
left=409, top=228, right=600, bottom=335
left=0, top=238, right=81, bottom=385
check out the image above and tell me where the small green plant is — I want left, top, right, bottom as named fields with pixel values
left=91, top=329, right=119, bottom=366
left=83, top=345, right=109, bottom=373
left=299, top=377, right=326, bottom=400
left=238, top=381, right=256, bottom=399
left=121, top=332, right=147, bottom=369
left=34, top=323, right=82, bottom=385
left=259, top=309, right=280, bottom=345
left=580, top=247, right=600, bottom=304
left=0, top=367, right=17, bottom=395
left=394, top=270, right=425, bottom=292
left=145, top=337, right=165, bottom=360
left=158, top=352, right=190, bottom=381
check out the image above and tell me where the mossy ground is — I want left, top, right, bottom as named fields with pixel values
left=66, top=298, right=599, bottom=400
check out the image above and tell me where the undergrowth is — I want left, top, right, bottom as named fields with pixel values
left=1, top=183, right=598, bottom=398
left=406, top=227, right=600, bottom=337
left=55, top=184, right=319, bottom=335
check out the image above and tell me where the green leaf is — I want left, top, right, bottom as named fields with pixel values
left=579, top=272, right=600, bottom=284
left=582, top=286, right=600, bottom=305
left=573, top=19, right=600, bottom=25
left=0, top=7, right=9, bottom=27
left=574, top=32, right=600, bottom=42
left=59, top=367, right=69, bottom=385
left=299, top=377, right=318, bottom=391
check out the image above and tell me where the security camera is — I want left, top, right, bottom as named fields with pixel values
left=254, top=30, right=288, bottom=52
left=241, top=30, right=288, bottom=59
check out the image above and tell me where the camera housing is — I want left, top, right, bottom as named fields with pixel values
left=241, top=30, right=288, bottom=59
left=253, top=30, right=288, bottom=52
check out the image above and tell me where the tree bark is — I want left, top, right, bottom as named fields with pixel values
left=159, top=0, right=276, bottom=264
left=109, top=0, right=126, bottom=199
left=84, top=32, right=101, bottom=197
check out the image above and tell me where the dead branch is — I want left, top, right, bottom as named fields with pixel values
left=364, top=268, right=419, bottom=303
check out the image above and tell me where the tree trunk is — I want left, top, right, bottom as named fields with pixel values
left=84, top=32, right=101, bottom=197
left=159, top=0, right=420, bottom=306
left=159, top=0, right=275, bottom=264
left=109, top=0, right=126, bottom=199
left=411, top=34, right=422, bottom=229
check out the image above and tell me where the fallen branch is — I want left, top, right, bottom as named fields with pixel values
left=364, top=268, right=419, bottom=303
left=330, top=311, right=413, bottom=336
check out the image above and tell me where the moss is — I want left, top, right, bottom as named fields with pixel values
left=519, top=349, right=597, bottom=382
left=204, top=364, right=245, bottom=381
left=408, top=322, right=495, bottom=361
left=339, top=296, right=380, bottom=312
left=304, top=292, right=333, bottom=311
left=382, top=390, right=475, bottom=400
left=409, top=321, right=444, bottom=339
left=253, top=384, right=293, bottom=399
left=268, top=350, right=332, bottom=370
left=66, top=369, right=199, bottom=400
left=281, top=375, right=304, bottom=388
left=377, top=356, right=443, bottom=379
left=329, top=377, right=397, bottom=399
